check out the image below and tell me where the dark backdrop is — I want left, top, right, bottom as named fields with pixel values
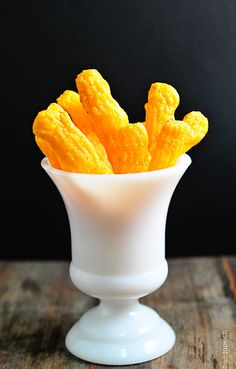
left=1, top=0, right=235, bottom=260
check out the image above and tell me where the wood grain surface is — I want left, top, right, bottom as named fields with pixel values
left=0, top=257, right=235, bottom=369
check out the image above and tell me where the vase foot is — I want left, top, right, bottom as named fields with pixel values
left=65, top=300, right=175, bottom=365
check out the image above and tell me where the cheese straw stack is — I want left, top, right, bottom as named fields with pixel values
left=33, top=69, right=208, bottom=173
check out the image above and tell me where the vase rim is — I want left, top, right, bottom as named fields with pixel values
left=41, top=153, right=191, bottom=180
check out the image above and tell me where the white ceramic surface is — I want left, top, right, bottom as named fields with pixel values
left=42, top=153, right=191, bottom=365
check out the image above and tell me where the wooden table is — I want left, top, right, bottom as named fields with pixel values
left=0, top=257, right=235, bottom=369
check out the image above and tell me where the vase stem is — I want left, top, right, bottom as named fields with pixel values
left=66, top=297, right=175, bottom=365
left=99, top=298, right=139, bottom=315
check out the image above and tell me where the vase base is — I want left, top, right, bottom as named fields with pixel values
left=65, top=300, right=175, bottom=365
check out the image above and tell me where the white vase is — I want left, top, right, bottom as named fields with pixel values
left=42, top=153, right=191, bottom=365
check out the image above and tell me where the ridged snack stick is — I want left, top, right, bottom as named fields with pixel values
left=33, top=103, right=113, bottom=174
left=112, top=123, right=151, bottom=174
left=35, top=137, right=61, bottom=169
left=76, top=69, right=128, bottom=141
left=183, top=111, right=208, bottom=151
left=145, top=82, right=180, bottom=161
left=150, top=110, right=208, bottom=170
left=76, top=69, right=150, bottom=173
left=149, top=120, right=192, bottom=170
left=57, top=90, right=112, bottom=168
left=57, top=90, right=94, bottom=133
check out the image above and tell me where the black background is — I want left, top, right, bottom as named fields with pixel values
left=1, top=0, right=235, bottom=260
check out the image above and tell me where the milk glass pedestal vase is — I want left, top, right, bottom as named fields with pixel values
left=41, top=154, right=191, bottom=365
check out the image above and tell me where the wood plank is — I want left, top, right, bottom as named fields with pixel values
left=0, top=257, right=235, bottom=369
